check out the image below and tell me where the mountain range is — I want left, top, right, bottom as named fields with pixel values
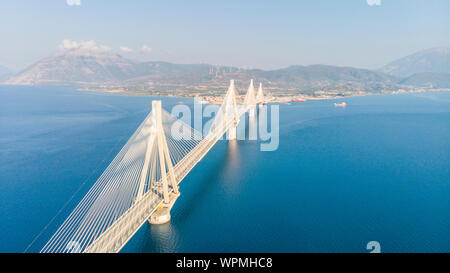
left=2, top=47, right=450, bottom=95
left=380, top=47, right=450, bottom=77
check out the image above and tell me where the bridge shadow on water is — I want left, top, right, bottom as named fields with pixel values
left=130, top=139, right=243, bottom=253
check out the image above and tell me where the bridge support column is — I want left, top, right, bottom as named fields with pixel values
left=149, top=191, right=180, bottom=225
left=149, top=100, right=180, bottom=224
left=223, top=80, right=239, bottom=141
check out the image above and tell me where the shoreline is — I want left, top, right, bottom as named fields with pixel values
left=77, top=87, right=450, bottom=104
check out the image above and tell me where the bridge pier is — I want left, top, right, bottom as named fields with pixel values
left=149, top=191, right=180, bottom=225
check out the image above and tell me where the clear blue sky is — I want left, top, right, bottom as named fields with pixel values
left=0, top=0, right=449, bottom=71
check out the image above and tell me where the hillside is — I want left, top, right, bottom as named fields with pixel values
left=398, top=72, right=450, bottom=89
left=255, top=65, right=398, bottom=91
left=380, top=47, right=450, bottom=77
left=4, top=49, right=139, bottom=85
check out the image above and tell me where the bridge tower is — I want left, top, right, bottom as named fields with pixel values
left=224, top=80, right=240, bottom=140
left=244, top=79, right=257, bottom=118
left=143, top=101, right=180, bottom=224
left=256, top=83, right=265, bottom=105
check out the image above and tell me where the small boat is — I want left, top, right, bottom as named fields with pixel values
left=292, top=99, right=305, bottom=102
left=334, top=102, right=347, bottom=107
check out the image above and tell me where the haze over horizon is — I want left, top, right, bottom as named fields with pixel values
left=0, top=0, right=449, bottom=71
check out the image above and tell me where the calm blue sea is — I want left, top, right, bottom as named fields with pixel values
left=0, top=86, right=449, bottom=253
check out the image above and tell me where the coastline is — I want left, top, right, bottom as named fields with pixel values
left=77, top=87, right=450, bottom=104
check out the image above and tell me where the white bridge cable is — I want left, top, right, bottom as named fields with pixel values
left=41, top=108, right=204, bottom=253
left=41, top=113, right=153, bottom=253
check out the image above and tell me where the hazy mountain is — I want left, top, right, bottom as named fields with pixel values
left=0, top=65, right=11, bottom=81
left=4, top=49, right=226, bottom=86
left=120, top=63, right=400, bottom=93
left=127, top=62, right=233, bottom=84
left=380, top=47, right=450, bottom=77
left=5, top=48, right=397, bottom=92
left=253, top=65, right=398, bottom=91
left=4, top=48, right=140, bottom=85
left=398, top=72, right=450, bottom=89
left=3, top=47, right=449, bottom=94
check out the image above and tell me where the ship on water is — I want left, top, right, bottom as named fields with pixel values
left=334, top=102, right=347, bottom=107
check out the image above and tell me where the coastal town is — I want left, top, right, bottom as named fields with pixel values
left=79, top=84, right=449, bottom=104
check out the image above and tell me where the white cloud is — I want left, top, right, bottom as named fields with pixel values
left=66, top=0, right=81, bottom=6
left=366, top=0, right=381, bottom=6
left=140, top=45, right=152, bottom=53
left=120, top=46, right=133, bottom=53
left=59, top=40, right=112, bottom=52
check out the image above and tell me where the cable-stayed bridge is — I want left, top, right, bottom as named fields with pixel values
left=41, top=80, right=268, bottom=253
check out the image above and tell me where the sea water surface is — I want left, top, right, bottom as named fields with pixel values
left=0, top=86, right=449, bottom=253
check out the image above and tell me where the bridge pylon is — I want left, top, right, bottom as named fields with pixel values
left=244, top=79, right=257, bottom=118
left=224, top=80, right=240, bottom=140
left=145, top=101, right=180, bottom=224
left=256, top=82, right=265, bottom=106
